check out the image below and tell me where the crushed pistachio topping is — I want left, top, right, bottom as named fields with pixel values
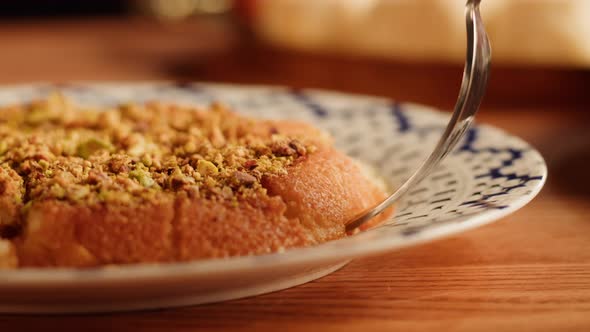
left=0, top=93, right=316, bottom=207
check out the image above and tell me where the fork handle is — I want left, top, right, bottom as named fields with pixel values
left=346, top=0, right=491, bottom=233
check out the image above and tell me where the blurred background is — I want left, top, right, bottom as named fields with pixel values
left=0, top=0, right=588, bottom=197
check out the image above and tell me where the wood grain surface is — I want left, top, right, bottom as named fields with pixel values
left=0, top=18, right=589, bottom=332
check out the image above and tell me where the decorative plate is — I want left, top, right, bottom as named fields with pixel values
left=0, top=83, right=546, bottom=313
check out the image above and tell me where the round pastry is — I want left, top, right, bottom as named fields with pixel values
left=0, top=93, right=392, bottom=268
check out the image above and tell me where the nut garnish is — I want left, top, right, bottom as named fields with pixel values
left=0, top=93, right=317, bottom=209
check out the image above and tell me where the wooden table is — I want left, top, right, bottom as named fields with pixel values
left=0, top=18, right=589, bottom=331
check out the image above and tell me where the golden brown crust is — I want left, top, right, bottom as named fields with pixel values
left=0, top=94, right=393, bottom=268
left=175, top=194, right=309, bottom=260
left=15, top=194, right=310, bottom=267
left=263, top=146, right=391, bottom=243
left=0, top=239, right=17, bottom=269
left=0, top=165, right=24, bottom=237
left=16, top=197, right=175, bottom=267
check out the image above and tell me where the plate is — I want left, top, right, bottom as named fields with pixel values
left=0, top=83, right=546, bottom=313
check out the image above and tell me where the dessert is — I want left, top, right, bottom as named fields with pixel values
left=0, top=93, right=391, bottom=268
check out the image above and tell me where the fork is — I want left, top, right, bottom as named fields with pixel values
left=346, top=0, right=491, bottom=233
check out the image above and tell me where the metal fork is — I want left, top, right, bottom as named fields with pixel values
left=346, top=0, right=491, bottom=233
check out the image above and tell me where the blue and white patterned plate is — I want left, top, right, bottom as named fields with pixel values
left=0, top=83, right=546, bottom=313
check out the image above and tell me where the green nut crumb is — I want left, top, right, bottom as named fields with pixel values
left=129, top=168, right=156, bottom=188
left=97, top=189, right=109, bottom=201
left=21, top=201, right=33, bottom=215
left=38, top=160, right=50, bottom=170
left=98, top=189, right=132, bottom=203
left=0, top=141, right=7, bottom=156
left=183, top=141, right=197, bottom=154
left=141, top=155, right=153, bottom=167
left=76, top=138, right=113, bottom=159
left=221, top=186, right=233, bottom=199
left=13, top=193, right=22, bottom=204
left=197, top=159, right=218, bottom=176
left=70, top=186, right=90, bottom=201
left=127, top=143, right=146, bottom=157
left=49, top=184, right=66, bottom=199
